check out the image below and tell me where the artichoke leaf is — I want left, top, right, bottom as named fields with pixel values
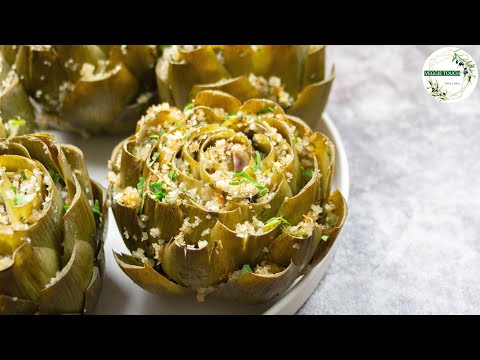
left=39, top=240, right=94, bottom=315
left=302, top=45, right=326, bottom=87
left=82, top=266, right=102, bottom=314
left=61, top=144, right=94, bottom=202
left=0, top=294, right=37, bottom=315
left=114, top=251, right=190, bottom=296
left=178, top=45, right=230, bottom=84
left=193, top=90, right=241, bottom=114
left=287, top=66, right=335, bottom=129
left=0, top=243, right=59, bottom=302
left=190, top=76, right=260, bottom=103
left=222, top=45, right=256, bottom=76
left=213, top=261, right=299, bottom=304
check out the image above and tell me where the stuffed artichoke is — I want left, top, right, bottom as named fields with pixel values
left=0, top=55, right=35, bottom=137
left=0, top=45, right=159, bottom=135
left=0, top=134, right=107, bottom=314
left=109, top=90, right=346, bottom=303
left=156, top=45, right=334, bottom=129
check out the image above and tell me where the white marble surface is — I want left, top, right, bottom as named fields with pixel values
left=298, top=45, right=480, bottom=314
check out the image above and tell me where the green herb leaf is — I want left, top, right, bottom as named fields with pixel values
left=159, top=45, right=169, bottom=51
left=292, top=137, right=299, bottom=143
left=13, top=194, right=26, bottom=206
left=11, top=186, right=17, bottom=194
left=224, top=112, right=239, bottom=121
left=48, top=169, right=62, bottom=183
left=92, top=199, right=102, bottom=217
left=304, top=168, right=313, bottom=180
left=168, top=171, right=178, bottom=181
left=326, top=218, right=335, bottom=227
left=21, top=173, right=27, bottom=181
left=263, top=217, right=291, bottom=229
left=321, top=235, right=329, bottom=242
left=250, top=150, right=262, bottom=174
left=64, top=205, right=70, bottom=212
left=232, top=172, right=269, bottom=195
left=229, top=180, right=246, bottom=186
left=256, top=107, right=275, bottom=115
left=137, top=177, right=146, bottom=193
left=183, top=103, right=194, bottom=113
left=148, top=152, right=159, bottom=167
left=240, top=264, right=253, bottom=276
left=8, top=118, right=26, bottom=127
left=150, top=130, right=165, bottom=139
left=150, top=181, right=167, bottom=202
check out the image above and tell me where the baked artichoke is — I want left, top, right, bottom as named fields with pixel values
left=0, top=55, right=35, bottom=138
left=156, top=45, right=334, bottom=129
left=0, top=134, right=107, bottom=314
left=109, top=90, right=347, bottom=303
left=0, top=45, right=159, bottom=135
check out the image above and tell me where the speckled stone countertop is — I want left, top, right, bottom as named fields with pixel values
left=298, top=45, right=480, bottom=314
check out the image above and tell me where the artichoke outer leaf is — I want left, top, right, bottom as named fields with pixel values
left=302, top=45, right=326, bottom=88
left=0, top=294, right=37, bottom=315
left=178, top=45, right=230, bottom=84
left=114, top=251, right=190, bottom=296
left=38, top=240, right=94, bottom=315
left=0, top=243, right=59, bottom=303
left=190, top=76, right=261, bottom=103
left=61, top=144, right=94, bottom=202
left=309, top=190, right=348, bottom=269
left=222, top=45, right=256, bottom=76
left=213, top=261, right=299, bottom=304
left=62, top=177, right=97, bottom=266
left=193, top=90, right=242, bottom=114
left=60, top=64, right=139, bottom=134
left=287, top=66, right=335, bottom=129
left=82, top=266, right=102, bottom=314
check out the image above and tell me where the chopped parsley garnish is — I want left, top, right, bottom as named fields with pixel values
left=148, top=152, right=159, bottom=167
left=137, top=177, right=146, bottom=193
left=240, top=264, right=253, bottom=276
left=159, top=45, right=169, bottom=51
left=224, top=112, right=239, bottom=121
left=256, top=107, right=275, bottom=115
left=230, top=172, right=269, bottom=196
left=64, top=205, right=70, bottom=212
left=250, top=151, right=262, bottom=174
left=183, top=103, right=194, bottom=113
left=168, top=171, right=178, bottom=181
left=8, top=118, right=26, bottom=127
left=263, top=217, right=291, bottom=229
left=292, top=137, right=299, bottom=143
left=304, top=168, right=313, bottom=180
left=326, top=219, right=335, bottom=227
left=150, top=130, right=165, bottom=139
left=48, top=169, right=62, bottom=183
left=185, top=168, right=192, bottom=174
left=11, top=186, right=17, bottom=194
left=150, top=181, right=167, bottom=202
left=21, top=173, right=27, bottom=181
left=92, top=199, right=102, bottom=217
left=13, top=194, right=26, bottom=206
left=321, top=235, right=329, bottom=242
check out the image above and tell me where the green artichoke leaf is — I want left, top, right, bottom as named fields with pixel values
left=60, top=63, right=139, bottom=134
left=178, top=45, right=229, bottom=84
left=287, top=66, right=335, bottom=129
left=310, top=132, right=335, bottom=206
left=0, top=243, right=59, bottom=303
left=54, top=45, right=106, bottom=84
left=302, top=45, right=326, bottom=88
left=83, top=266, right=102, bottom=314
left=309, top=190, right=348, bottom=269
left=114, top=251, right=190, bottom=296
left=61, top=144, right=94, bottom=203
left=119, top=139, right=146, bottom=188
left=0, top=294, right=37, bottom=315
left=39, top=240, right=94, bottom=315
left=0, top=56, right=35, bottom=135
left=193, top=90, right=241, bottom=114
left=222, top=45, right=256, bottom=76
left=190, top=76, right=260, bottom=103
left=0, top=140, right=31, bottom=157
left=213, top=261, right=299, bottom=304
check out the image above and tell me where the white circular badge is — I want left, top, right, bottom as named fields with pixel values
left=422, top=47, right=477, bottom=103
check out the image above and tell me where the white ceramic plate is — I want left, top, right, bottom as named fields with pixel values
left=49, top=113, right=349, bottom=315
